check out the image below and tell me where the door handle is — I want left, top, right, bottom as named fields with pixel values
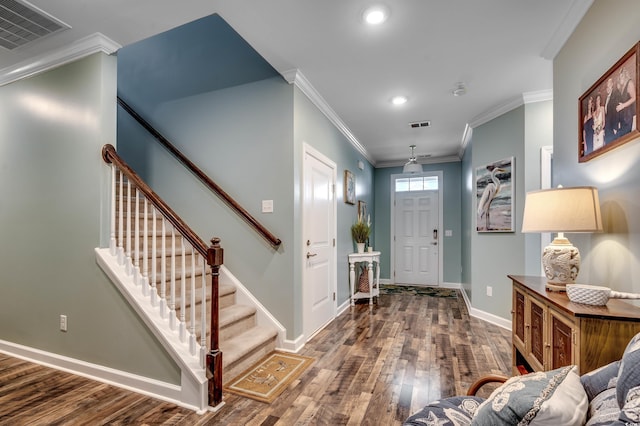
left=306, top=252, right=317, bottom=259
left=431, top=242, right=438, bottom=245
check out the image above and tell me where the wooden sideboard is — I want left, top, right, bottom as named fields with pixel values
left=509, top=275, right=640, bottom=376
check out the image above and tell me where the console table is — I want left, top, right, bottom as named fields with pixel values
left=348, top=251, right=380, bottom=305
left=509, top=275, right=640, bottom=376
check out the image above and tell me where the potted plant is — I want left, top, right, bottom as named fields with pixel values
left=351, top=219, right=370, bottom=253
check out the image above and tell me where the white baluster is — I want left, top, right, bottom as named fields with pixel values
left=159, top=218, right=167, bottom=318
left=169, top=226, right=176, bottom=330
left=200, top=258, right=207, bottom=368
left=141, top=197, right=149, bottom=293
left=189, top=247, right=197, bottom=355
left=109, top=164, right=117, bottom=255
left=179, top=238, right=187, bottom=342
left=125, top=180, right=132, bottom=275
left=133, top=188, right=141, bottom=284
left=150, top=207, right=158, bottom=307
left=117, top=170, right=125, bottom=264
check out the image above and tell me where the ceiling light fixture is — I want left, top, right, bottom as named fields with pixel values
left=363, top=5, right=389, bottom=25
left=391, top=95, right=408, bottom=105
left=452, top=82, right=467, bottom=96
left=402, top=145, right=423, bottom=174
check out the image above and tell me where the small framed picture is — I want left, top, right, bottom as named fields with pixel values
left=344, top=170, right=355, bottom=205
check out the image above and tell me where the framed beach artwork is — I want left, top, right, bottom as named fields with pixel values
left=579, top=42, right=639, bottom=162
left=344, top=170, right=355, bottom=205
left=476, top=157, right=514, bottom=232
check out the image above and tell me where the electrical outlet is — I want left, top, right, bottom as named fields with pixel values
left=486, top=286, right=493, bottom=297
left=60, top=314, right=67, bottom=332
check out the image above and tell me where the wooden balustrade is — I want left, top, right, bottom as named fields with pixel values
left=102, top=144, right=223, bottom=407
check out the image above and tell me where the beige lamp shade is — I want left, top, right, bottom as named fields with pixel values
left=522, top=186, right=603, bottom=233
left=522, top=186, right=602, bottom=290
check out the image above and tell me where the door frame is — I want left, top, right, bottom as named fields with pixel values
left=390, top=171, right=444, bottom=286
left=301, top=142, right=337, bottom=340
left=539, top=146, right=553, bottom=275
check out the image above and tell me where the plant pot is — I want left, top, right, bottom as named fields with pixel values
left=356, top=243, right=365, bottom=253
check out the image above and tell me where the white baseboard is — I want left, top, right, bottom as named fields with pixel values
left=455, top=283, right=511, bottom=330
left=0, top=339, right=209, bottom=414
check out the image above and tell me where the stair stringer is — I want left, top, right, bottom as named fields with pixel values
left=95, top=247, right=213, bottom=414
left=219, top=265, right=289, bottom=351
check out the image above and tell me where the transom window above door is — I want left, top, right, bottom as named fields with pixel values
left=395, top=176, right=439, bottom=192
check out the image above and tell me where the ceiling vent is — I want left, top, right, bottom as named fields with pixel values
left=409, top=120, right=431, bottom=128
left=0, top=0, right=69, bottom=51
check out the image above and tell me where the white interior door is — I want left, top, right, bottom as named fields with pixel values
left=303, top=144, right=336, bottom=339
left=394, top=190, right=439, bottom=285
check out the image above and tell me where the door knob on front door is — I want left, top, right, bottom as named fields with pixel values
left=307, top=252, right=317, bottom=259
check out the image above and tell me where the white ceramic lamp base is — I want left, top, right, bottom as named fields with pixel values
left=542, top=237, right=581, bottom=291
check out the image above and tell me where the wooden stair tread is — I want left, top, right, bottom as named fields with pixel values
left=219, top=304, right=256, bottom=328
left=220, top=326, right=278, bottom=367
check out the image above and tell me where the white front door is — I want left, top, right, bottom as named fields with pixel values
left=302, top=144, right=336, bottom=339
left=394, top=190, right=439, bottom=285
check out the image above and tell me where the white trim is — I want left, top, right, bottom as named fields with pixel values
left=284, top=69, right=374, bottom=165
left=301, top=142, right=338, bottom=342
left=95, top=248, right=208, bottom=412
left=539, top=146, right=554, bottom=275
left=541, top=0, right=594, bottom=60
left=389, top=171, right=444, bottom=287
left=456, top=284, right=511, bottom=330
left=220, top=265, right=287, bottom=350
left=469, top=90, right=553, bottom=129
left=0, top=339, right=211, bottom=414
left=0, top=32, right=121, bottom=87
left=376, top=154, right=460, bottom=169
left=280, top=334, right=306, bottom=353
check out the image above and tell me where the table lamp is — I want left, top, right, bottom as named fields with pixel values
left=521, top=186, right=603, bottom=291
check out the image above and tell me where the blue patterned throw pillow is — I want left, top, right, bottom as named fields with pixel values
left=403, top=396, right=484, bottom=426
left=581, top=360, right=619, bottom=401
left=617, top=332, right=640, bottom=409
left=472, top=365, right=587, bottom=426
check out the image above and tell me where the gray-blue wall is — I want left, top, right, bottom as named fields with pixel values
left=0, top=53, right=180, bottom=384
left=553, top=0, right=640, bottom=295
left=373, top=162, right=462, bottom=283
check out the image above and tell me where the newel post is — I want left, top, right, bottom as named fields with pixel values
left=206, top=237, right=223, bottom=407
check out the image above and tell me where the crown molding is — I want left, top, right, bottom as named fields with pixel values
left=541, top=0, right=594, bottom=60
left=282, top=68, right=375, bottom=165
left=376, top=154, right=461, bottom=169
left=468, top=89, right=553, bottom=129
left=0, top=33, right=121, bottom=87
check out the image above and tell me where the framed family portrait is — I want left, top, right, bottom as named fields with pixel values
left=476, top=157, right=514, bottom=232
left=579, top=42, right=639, bottom=162
left=344, top=170, right=355, bottom=204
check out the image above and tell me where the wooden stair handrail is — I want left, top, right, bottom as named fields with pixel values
left=117, top=96, right=282, bottom=249
left=102, top=144, right=208, bottom=258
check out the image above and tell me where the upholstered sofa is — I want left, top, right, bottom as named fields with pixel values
left=403, top=332, right=640, bottom=425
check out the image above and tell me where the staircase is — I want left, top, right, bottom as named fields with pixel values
left=97, top=145, right=279, bottom=412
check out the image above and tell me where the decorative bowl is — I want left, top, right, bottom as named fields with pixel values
left=566, top=284, right=640, bottom=306
left=566, top=284, right=611, bottom=306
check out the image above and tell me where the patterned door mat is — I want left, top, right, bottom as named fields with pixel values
left=224, top=352, right=314, bottom=403
left=379, top=284, right=458, bottom=298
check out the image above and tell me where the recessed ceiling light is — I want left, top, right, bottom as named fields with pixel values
left=391, top=95, right=408, bottom=105
left=363, top=5, right=389, bottom=25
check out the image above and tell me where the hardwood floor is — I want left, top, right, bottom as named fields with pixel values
left=0, top=288, right=511, bottom=425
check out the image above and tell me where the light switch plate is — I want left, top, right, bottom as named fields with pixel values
left=262, top=200, right=274, bottom=213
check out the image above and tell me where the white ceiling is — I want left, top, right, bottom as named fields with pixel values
left=0, top=0, right=594, bottom=166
